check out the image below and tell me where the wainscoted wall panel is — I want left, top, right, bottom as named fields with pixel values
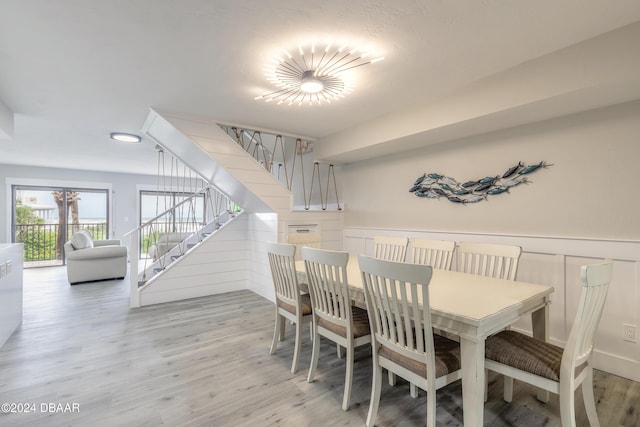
left=139, top=214, right=249, bottom=306
left=516, top=252, right=565, bottom=341
left=344, top=227, right=640, bottom=382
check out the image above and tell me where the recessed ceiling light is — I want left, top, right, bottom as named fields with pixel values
left=110, top=132, right=141, bottom=143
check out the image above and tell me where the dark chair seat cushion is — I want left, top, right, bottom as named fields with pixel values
left=378, top=334, right=461, bottom=378
left=278, top=293, right=312, bottom=316
left=485, top=330, right=564, bottom=381
left=317, top=306, right=371, bottom=338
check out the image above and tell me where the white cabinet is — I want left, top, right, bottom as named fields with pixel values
left=0, top=244, right=23, bottom=348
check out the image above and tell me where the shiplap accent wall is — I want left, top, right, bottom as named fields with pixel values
left=248, top=210, right=344, bottom=302
left=138, top=213, right=249, bottom=306
left=247, top=212, right=278, bottom=302
left=344, top=227, right=640, bottom=382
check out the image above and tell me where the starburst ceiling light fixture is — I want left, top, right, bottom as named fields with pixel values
left=255, top=41, right=384, bottom=106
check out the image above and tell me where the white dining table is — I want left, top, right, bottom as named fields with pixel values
left=296, top=255, right=554, bottom=427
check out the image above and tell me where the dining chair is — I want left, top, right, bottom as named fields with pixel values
left=485, top=259, right=613, bottom=427
left=267, top=242, right=313, bottom=374
left=457, top=242, right=522, bottom=395
left=373, top=235, right=408, bottom=262
left=408, top=238, right=456, bottom=270
left=302, top=247, right=371, bottom=411
left=405, top=238, right=457, bottom=397
left=359, top=255, right=462, bottom=427
left=457, top=241, right=522, bottom=280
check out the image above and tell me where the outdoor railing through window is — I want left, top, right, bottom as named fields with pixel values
left=15, top=223, right=107, bottom=262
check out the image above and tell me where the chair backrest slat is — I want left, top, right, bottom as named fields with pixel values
left=409, top=238, right=455, bottom=270
left=302, top=247, right=351, bottom=328
left=457, top=242, right=522, bottom=280
left=374, top=236, right=409, bottom=262
left=267, top=242, right=300, bottom=306
left=360, top=255, right=434, bottom=367
left=563, top=260, right=612, bottom=370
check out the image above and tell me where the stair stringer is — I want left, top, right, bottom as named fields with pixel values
left=142, top=109, right=292, bottom=215
left=138, top=211, right=249, bottom=306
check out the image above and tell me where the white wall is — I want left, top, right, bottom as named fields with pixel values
left=247, top=212, right=279, bottom=302
left=341, top=101, right=640, bottom=239
left=339, top=101, right=640, bottom=382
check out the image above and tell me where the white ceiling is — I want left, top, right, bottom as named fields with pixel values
left=1, top=1, right=639, bottom=176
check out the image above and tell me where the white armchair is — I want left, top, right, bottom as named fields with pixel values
left=64, top=230, right=127, bottom=285
left=147, top=232, right=191, bottom=260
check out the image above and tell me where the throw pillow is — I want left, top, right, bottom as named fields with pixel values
left=70, top=230, right=94, bottom=250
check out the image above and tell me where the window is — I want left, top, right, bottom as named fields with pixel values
left=139, top=190, right=206, bottom=258
left=12, top=185, right=109, bottom=267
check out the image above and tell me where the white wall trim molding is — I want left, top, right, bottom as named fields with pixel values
left=344, top=226, right=640, bottom=260
left=344, top=226, right=640, bottom=382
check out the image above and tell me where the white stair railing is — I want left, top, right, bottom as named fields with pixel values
left=124, top=185, right=240, bottom=288
left=219, top=124, right=342, bottom=211
left=124, top=145, right=242, bottom=308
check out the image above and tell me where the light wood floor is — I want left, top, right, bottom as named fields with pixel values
left=0, top=267, right=638, bottom=427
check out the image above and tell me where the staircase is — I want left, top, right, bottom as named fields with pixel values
left=128, top=109, right=344, bottom=308
left=136, top=195, right=237, bottom=286
left=124, top=176, right=244, bottom=307
left=142, top=109, right=292, bottom=214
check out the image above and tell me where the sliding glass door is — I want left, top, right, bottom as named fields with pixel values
left=12, top=185, right=109, bottom=267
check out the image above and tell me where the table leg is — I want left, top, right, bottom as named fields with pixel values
left=461, top=337, right=484, bottom=427
left=531, top=303, right=550, bottom=403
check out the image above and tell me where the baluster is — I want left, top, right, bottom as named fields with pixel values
left=288, top=138, right=299, bottom=191
left=271, top=135, right=289, bottom=188
left=308, top=161, right=325, bottom=210
left=249, top=131, right=261, bottom=162
left=294, top=138, right=309, bottom=207
left=328, top=164, right=342, bottom=211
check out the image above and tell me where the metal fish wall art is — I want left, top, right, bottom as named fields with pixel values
left=409, top=161, right=551, bottom=204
